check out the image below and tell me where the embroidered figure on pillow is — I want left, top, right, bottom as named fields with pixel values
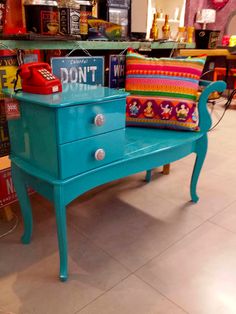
left=129, top=99, right=141, bottom=117
left=176, top=103, right=189, bottom=121
left=192, top=107, right=199, bottom=124
left=144, top=101, right=155, bottom=118
left=160, top=102, right=173, bottom=120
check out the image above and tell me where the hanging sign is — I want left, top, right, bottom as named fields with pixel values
left=0, top=167, right=34, bottom=208
left=211, top=0, right=229, bottom=10
left=51, top=56, right=104, bottom=86
left=0, top=57, right=20, bottom=158
left=109, top=55, right=126, bottom=89
left=0, top=167, right=17, bottom=207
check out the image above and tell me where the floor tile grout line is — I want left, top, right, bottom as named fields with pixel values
left=74, top=271, right=189, bottom=314
left=132, top=218, right=236, bottom=314
left=74, top=272, right=132, bottom=314
left=133, top=272, right=190, bottom=314
left=67, top=213, right=205, bottom=276
left=68, top=220, right=133, bottom=273
left=68, top=220, right=202, bottom=313
left=206, top=199, right=236, bottom=222
left=190, top=199, right=236, bottom=221
left=130, top=221, right=208, bottom=274
left=208, top=219, right=236, bottom=236
left=68, top=210, right=211, bottom=276
left=130, top=220, right=236, bottom=314
left=71, top=215, right=205, bottom=274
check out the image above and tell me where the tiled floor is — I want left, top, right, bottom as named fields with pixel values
left=1, top=101, right=236, bottom=314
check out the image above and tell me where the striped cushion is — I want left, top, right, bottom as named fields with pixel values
left=125, top=50, right=206, bottom=131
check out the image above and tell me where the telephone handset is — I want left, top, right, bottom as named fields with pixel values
left=18, top=62, right=62, bottom=95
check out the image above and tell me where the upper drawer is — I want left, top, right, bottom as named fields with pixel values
left=57, top=98, right=126, bottom=144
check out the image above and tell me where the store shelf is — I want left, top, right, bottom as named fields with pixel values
left=0, top=39, right=195, bottom=51
left=179, top=48, right=236, bottom=58
left=156, top=18, right=180, bottom=23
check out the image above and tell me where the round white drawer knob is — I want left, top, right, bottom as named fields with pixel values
left=95, top=149, right=106, bottom=161
left=94, top=114, right=105, bottom=126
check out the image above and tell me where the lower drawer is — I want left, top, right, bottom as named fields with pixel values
left=59, top=129, right=125, bottom=179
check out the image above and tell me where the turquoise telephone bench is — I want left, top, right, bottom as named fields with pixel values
left=4, top=80, right=226, bottom=281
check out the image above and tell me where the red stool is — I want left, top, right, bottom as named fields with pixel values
left=213, top=67, right=236, bottom=89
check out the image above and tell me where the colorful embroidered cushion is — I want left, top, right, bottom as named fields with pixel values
left=125, top=50, right=206, bottom=131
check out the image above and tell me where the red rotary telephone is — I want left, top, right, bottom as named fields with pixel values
left=17, top=62, right=62, bottom=95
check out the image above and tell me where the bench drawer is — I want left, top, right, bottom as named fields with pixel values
left=57, top=99, right=126, bottom=144
left=59, top=129, right=125, bottom=179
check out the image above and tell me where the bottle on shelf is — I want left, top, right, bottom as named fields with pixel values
left=176, top=26, right=186, bottom=43
left=174, top=7, right=179, bottom=21
left=0, top=0, right=6, bottom=34
left=58, top=0, right=80, bottom=35
left=79, top=0, right=93, bottom=40
left=159, top=9, right=163, bottom=19
left=150, top=13, right=158, bottom=40
left=4, top=0, right=25, bottom=34
left=186, top=26, right=194, bottom=43
left=162, top=14, right=170, bottom=40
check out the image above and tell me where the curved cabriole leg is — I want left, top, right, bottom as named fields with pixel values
left=54, top=185, right=68, bottom=282
left=11, top=163, right=33, bottom=244
left=145, top=170, right=152, bottom=182
left=190, top=135, right=208, bottom=203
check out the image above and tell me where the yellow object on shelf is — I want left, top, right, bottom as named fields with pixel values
left=0, top=156, right=10, bottom=170
left=150, top=13, right=158, bottom=40
left=162, top=14, right=170, bottom=39
left=187, top=26, right=194, bottom=43
left=229, top=35, right=236, bottom=47
left=176, top=26, right=186, bottom=42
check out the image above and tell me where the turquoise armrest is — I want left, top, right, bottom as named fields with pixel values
left=198, top=80, right=226, bottom=132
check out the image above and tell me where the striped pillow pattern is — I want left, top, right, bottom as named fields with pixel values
left=125, top=50, right=206, bottom=131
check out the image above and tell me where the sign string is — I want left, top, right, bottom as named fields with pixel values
left=0, top=42, right=16, bottom=53
left=66, top=43, right=92, bottom=57
left=119, top=46, right=130, bottom=56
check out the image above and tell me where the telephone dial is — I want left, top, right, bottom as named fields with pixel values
left=17, top=62, right=62, bottom=95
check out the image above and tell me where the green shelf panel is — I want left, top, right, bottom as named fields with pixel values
left=0, top=39, right=195, bottom=51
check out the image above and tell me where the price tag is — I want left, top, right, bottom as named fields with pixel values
left=4, top=98, right=20, bottom=120
left=139, top=42, right=152, bottom=51
left=177, top=43, right=186, bottom=49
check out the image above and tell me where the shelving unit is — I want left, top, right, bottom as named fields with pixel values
left=0, top=39, right=195, bottom=51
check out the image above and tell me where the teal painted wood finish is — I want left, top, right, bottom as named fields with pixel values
left=4, top=83, right=130, bottom=108
left=8, top=103, right=59, bottom=177
left=5, top=84, right=128, bottom=179
left=59, top=129, right=125, bottom=178
left=4, top=81, right=226, bottom=281
left=57, top=99, right=125, bottom=144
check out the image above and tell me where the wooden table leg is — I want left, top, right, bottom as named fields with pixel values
left=1, top=205, right=14, bottom=221
left=163, top=164, right=170, bottom=175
